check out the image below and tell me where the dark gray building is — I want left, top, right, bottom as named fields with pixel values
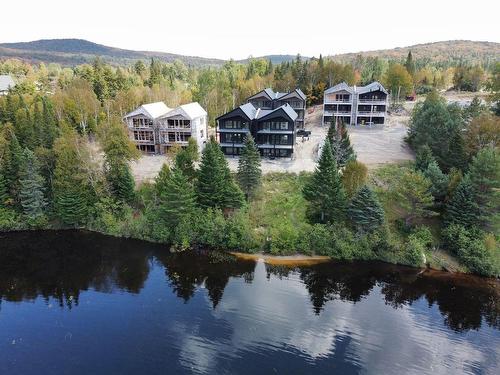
left=247, top=88, right=306, bottom=128
left=216, top=102, right=298, bottom=158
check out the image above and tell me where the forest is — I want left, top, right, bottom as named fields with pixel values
left=0, top=52, right=499, bottom=277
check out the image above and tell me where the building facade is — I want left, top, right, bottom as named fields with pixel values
left=247, top=88, right=306, bottom=128
left=216, top=103, right=298, bottom=158
left=0, top=75, right=15, bottom=96
left=323, top=82, right=388, bottom=126
left=123, top=102, right=208, bottom=154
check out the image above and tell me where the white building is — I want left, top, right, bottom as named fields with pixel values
left=323, top=82, right=388, bottom=126
left=0, top=75, right=15, bottom=95
left=123, top=102, right=208, bottom=154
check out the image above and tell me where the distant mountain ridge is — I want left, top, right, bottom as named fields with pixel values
left=0, top=39, right=498, bottom=67
left=329, top=40, right=500, bottom=64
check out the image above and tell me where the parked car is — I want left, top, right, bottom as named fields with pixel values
left=297, top=129, right=311, bottom=137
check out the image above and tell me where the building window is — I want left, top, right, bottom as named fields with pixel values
left=280, top=122, right=288, bottom=130
left=200, top=129, right=204, bottom=138
left=133, top=130, right=153, bottom=142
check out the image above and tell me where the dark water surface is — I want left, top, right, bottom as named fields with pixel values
left=0, top=230, right=498, bottom=374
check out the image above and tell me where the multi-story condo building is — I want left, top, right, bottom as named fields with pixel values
left=123, top=102, right=208, bottom=154
left=247, top=88, right=306, bottom=128
left=216, top=102, right=298, bottom=158
left=323, top=82, right=388, bottom=126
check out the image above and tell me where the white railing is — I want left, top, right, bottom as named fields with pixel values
left=324, top=98, right=352, bottom=103
left=357, top=98, right=387, bottom=103
left=324, top=110, right=351, bottom=116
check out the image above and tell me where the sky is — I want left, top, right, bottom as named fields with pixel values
left=2, top=0, right=499, bottom=60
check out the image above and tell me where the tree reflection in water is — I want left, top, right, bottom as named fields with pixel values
left=0, top=230, right=497, bottom=333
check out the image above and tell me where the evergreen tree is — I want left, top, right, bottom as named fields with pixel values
left=394, top=171, right=435, bottom=226
left=348, top=185, right=385, bottom=233
left=445, top=175, right=480, bottom=228
left=157, top=167, right=195, bottom=230
left=415, top=144, right=435, bottom=172
left=108, top=162, right=136, bottom=203
left=196, top=137, right=244, bottom=210
left=467, top=147, right=500, bottom=224
left=404, top=51, right=416, bottom=78
left=18, top=148, right=47, bottom=226
left=175, top=138, right=199, bottom=181
left=0, top=171, right=8, bottom=206
left=155, top=163, right=171, bottom=196
left=237, top=134, right=262, bottom=199
left=327, top=120, right=355, bottom=167
left=303, top=139, right=347, bottom=223
left=423, top=160, right=448, bottom=201
left=100, top=119, right=138, bottom=203
left=52, top=128, right=93, bottom=226
left=1, top=125, right=23, bottom=201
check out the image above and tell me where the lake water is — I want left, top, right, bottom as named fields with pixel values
left=0, top=230, right=498, bottom=374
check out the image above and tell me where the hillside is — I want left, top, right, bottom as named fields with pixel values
left=0, top=39, right=225, bottom=67
left=330, top=40, right=500, bottom=65
left=0, top=39, right=498, bottom=67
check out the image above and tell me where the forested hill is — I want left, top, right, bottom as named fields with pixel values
left=0, top=39, right=226, bottom=67
left=330, top=40, right=500, bottom=65
left=0, top=39, right=498, bottom=67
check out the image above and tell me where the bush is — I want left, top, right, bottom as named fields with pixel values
left=442, top=224, right=498, bottom=276
left=0, top=207, right=22, bottom=231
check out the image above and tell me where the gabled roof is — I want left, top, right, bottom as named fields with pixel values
left=257, top=104, right=298, bottom=122
left=324, top=81, right=388, bottom=95
left=123, top=102, right=170, bottom=120
left=357, top=81, right=388, bottom=95
left=216, top=103, right=257, bottom=122
left=324, top=82, right=354, bottom=95
left=279, top=88, right=307, bottom=101
left=160, top=102, right=207, bottom=120
left=247, top=87, right=306, bottom=102
left=0, top=75, right=15, bottom=91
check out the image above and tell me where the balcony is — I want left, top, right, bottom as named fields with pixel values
left=323, top=110, right=351, bottom=116
left=257, top=129, right=294, bottom=134
left=257, top=144, right=293, bottom=149
left=220, top=142, right=244, bottom=148
left=217, top=128, right=250, bottom=133
left=357, top=98, right=387, bottom=104
left=324, top=97, right=352, bottom=104
left=357, top=111, right=386, bottom=116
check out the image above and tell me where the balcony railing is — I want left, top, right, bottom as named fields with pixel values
left=324, top=98, right=352, bottom=104
left=357, top=111, right=386, bottom=116
left=217, top=128, right=250, bottom=133
left=357, top=98, right=387, bottom=104
left=324, top=110, right=351, bottom=116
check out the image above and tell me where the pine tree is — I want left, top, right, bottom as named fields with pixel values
left=53, top=128, right=93, bottom=226
left=175, top=138, right=198, bottom=181
left=415, top=144, right=435, bottom=172
left=394, top=171, right=435, bottom=227
left=108, top=163, right=136, bottom=203
left=445, top=175, right=480, bottom=228
left=423, top=160, right=448, bottom=201
left=18, top=148, right=47, bottom=226
left=327, top=120, right=355, bottom=167
left=0, top=171, right=8, bottom=206
left=404, top=51, right=416, bottom=78
left=155, top=163, right=171, bottom=197
left=348, top=185, right=385, bottom=232
left=467, top=147, right=500, bottom=225
left=158, top=167, right=195, bottom=230
left=100, top=118, right=138, bottom=203
left=303, top=139, right=347, bottom=223
left=1, top=125, right=23, bottom=201
left=237, top=134, right=262, bottom=199
left=196, top=137, right=244, bottom=210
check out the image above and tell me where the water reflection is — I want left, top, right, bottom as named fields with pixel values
left=0, top=230, right=498, bottom=334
